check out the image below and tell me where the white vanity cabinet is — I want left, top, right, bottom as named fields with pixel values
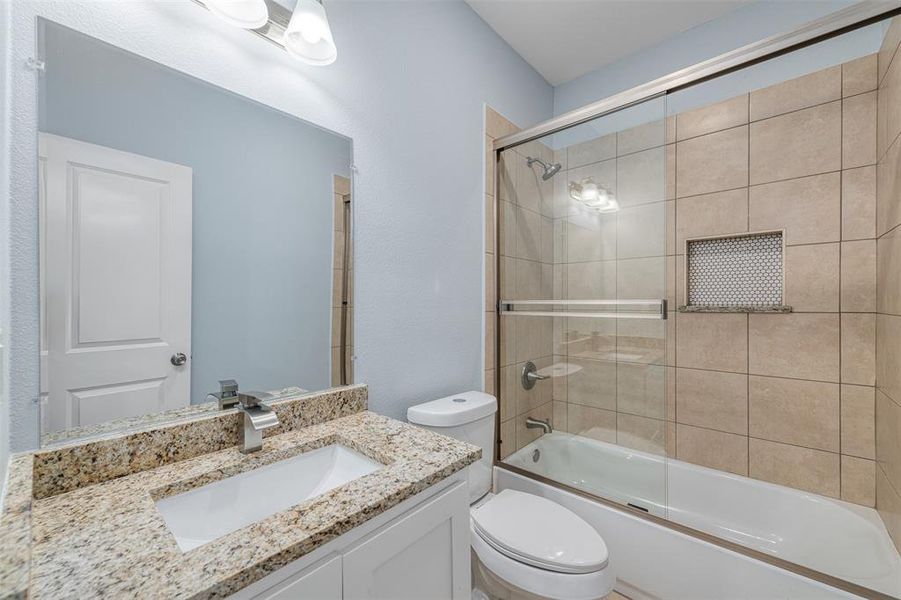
left=230, top=474, right=471, bottom=600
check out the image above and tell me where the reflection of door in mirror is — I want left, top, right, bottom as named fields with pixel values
left=39, top=133, right=192, bottom=433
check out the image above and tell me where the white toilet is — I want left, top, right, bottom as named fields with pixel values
left=408, top=391, right=615, bottom=600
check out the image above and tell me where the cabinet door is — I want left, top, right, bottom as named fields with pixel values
left=253, top=554, right=342, bottom=600
left=342, top=482, right=470, bottom=600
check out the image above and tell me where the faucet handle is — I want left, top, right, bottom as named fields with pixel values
left=209, top=379, right=240, bottom=409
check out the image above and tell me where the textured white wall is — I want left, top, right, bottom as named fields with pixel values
left=3, top=0, right=554, bottom=450
left=0, top=0, right=11, bottom=497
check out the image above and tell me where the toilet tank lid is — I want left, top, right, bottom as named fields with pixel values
left=407, top=391, right=497, bottom=427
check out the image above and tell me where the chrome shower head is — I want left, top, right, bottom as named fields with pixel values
left=526, top=156, right=562, bottom=181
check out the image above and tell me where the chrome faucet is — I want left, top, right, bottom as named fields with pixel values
left=207, top=379, right=240, bottom=409
left=236, top=390, right=280, bottom=453
left=525, top=417, right=552, bottom=434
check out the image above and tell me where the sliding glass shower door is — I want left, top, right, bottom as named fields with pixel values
left=496, top=95, right=670, bottom=516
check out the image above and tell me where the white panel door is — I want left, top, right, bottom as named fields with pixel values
left=342, top=482, right=470, bottom=600
left=40, top=133, right=192, bottom=432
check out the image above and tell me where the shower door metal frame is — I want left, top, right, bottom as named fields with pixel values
left=491, top=3, right=901, bottom=598
left=493, top=0, right=901, bottom=153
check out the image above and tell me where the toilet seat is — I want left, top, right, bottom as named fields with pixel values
left=471, top=489, right=609, bottom=573
left=469, top=490, right=614, bottom=600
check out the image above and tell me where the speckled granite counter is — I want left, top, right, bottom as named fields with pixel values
left=41, top=386, right=308, bottom=447
left=0, top=387, right=480, bottom=599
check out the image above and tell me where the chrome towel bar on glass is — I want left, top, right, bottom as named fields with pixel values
left=499, top=299, right=667, bottom=320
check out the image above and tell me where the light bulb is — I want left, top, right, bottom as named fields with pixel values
left=300, top=24, right=323, bottom=44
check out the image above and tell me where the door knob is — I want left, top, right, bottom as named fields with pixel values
left=170, top=352, right=187, bottom=366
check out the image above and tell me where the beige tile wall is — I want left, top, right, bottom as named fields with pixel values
left=330, top=175, right=353, bottom=387
left=485, top=54, right=882, bottom=509
left=876, top=17, right=901, bottom=552
left=667, top=55, right=879, bottom=506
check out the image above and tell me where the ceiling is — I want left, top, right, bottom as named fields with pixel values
left=466, top=0, right=752, bottom=86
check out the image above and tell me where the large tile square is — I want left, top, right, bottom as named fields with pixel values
left=675, top=188, right=748, bottom=251
left=676, top=313, right=747, bottom=373
left=841, top=384, right=875, bottom=460
left=749, top=101, right=841, bottom=185
left=784, top=243, right=839, bottom=312
left=841, top=313, right=876, bottom=386
left=748, top=313, right=839, bottom=382
left=748, top=172, right=840, bottom=245
left=749, top=438, right=840, bottom=498
left=750, top=65, right=841, bottom=121
left=676, top=126, right=748, bottom=198
left=676, top=424, right=748, bottom=476
left=748, top=375, right=839, bottom=452
left=675, top=368, right=748, bottom=435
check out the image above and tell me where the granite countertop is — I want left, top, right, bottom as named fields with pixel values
left=41, top=386, right=308, bottom=447
left=1, top=406, right=480, bottom=599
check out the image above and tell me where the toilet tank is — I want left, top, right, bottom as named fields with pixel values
left=407, top=391, right=497, bottom=503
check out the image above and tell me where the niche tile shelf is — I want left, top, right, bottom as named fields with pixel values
left=679, top=231, right=792, bottom=313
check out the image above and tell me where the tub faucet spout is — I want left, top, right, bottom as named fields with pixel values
left=525, top=417, right=552, bottom=434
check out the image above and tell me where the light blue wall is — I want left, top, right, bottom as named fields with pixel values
left=5, top=0, right=554, bottom=449
left=39, top=21, right=351, bottom=403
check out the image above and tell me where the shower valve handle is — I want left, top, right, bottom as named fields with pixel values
left=521, top=361, right=548, bottom=390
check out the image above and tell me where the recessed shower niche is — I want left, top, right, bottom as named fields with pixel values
left=681, top=231, right=791, bottom=312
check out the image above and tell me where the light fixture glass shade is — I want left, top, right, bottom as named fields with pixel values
left=569, top=178, right=618, bottom=212
left=285, top=0, right=338, bottom=65
left=204, top=0, right=269, bottom=29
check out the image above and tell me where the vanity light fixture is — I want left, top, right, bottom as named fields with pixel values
left=285, top=0, right=338, bottom=65
left=203, top=0, right=269, bottom=29
left=569, top=178, right=619, bottom=213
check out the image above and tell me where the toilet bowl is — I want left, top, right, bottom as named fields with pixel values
left=407, top=392, right=614, bottom=600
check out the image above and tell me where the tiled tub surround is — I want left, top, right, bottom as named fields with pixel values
left=487, top=55, right=882, bottom=508
left=669, top=55, right=879, bottom=507
left=0, top=387, right=480, bottom=599
left=876, top=17, right=901, bottom=554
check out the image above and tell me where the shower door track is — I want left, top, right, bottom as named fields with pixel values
left=491, top=3, right=901, bottom=598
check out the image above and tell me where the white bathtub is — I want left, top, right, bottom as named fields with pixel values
left=506, top=432, right=901, bottom=597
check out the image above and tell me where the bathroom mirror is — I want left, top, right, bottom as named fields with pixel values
left=37, top=19, right=354, bottom=445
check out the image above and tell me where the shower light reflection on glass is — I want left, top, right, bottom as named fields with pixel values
left=569, top=177, right=619, bottom=213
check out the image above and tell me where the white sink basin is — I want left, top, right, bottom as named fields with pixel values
left=155, top=444, right=383, bottom=552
